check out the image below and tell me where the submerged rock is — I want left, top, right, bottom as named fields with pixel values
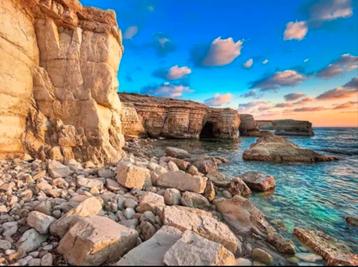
left=165, top=147, right=191, bottom=159
left=293, top=227, right=358, bottom=266
left=243, top=135, right=337, bottom=163
left=346, top=216, right=358, bottom=227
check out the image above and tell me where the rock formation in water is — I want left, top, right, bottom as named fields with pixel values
left=239, top=114, right=259, bottom=136
left=0, top=0, right=125, bottom=164
left=243, top=134, right=337, bottom=162
left=272, top=119, right=314, bottom=136
left=119, top=93, right=240, bottom=140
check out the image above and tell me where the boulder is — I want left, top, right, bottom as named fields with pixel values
left=137, top=192, right=165, bottom=215
left=116, top=161, right=151, bottom=189
left=58, top=216, right=138, bottom=265
left=243, top=135, right=337, bottom=163
left=164, top=188, right=181, bottom=205
left=162, top=205, right=240, bottom=254
left=48, top=160, right=72, bottom=178
left=181, top=191, right=211, bottom=210
left=163, top=230, right=236, bottom=266
left=116, top=226, right=182, bottom=266
left=203, top=181, right=216, bottom=201
left=239, top=114, right=259, bottom=136
left=165, top=147, right=191, bottom=159
left=273, top=119, right=314, bottom=136
left=157, top=171, right=207, bottom=193
left=228, top=177, right=252, bottom=197
left=50, top=197, right=103, bottom=237
left=17, top=229, right=47, bottom=254
left=240, top=172, right=276, bottom=192
left=27, top=211, right=56, bottom=234
left=192, top=158, right=217, bottom=174
left=252, top=248, right=273, bottom=265
left=206, top=171, right=231, bottom=187
left=293, top=228, right=358, bottom=266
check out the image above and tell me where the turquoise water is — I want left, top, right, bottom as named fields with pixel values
left=150, top=128, right=358, bottom=252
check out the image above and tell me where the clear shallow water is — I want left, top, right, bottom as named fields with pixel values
left=150, top=128, right=358, bottom=253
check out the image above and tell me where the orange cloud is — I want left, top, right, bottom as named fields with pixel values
left=205, top=93, right=233, bottom=107
left=167, top=65, right=192, bottom=80
left=203, top=37, right=243, bottom=66
left=284, top=21, right=308, bottom=41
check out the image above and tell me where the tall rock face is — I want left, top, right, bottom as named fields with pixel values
left=239, top=114, right=260, bottom=136
left=119, top=93, right=240, bottom=140
left=272, top=120, right=314, bottom=136
left=0, top=0, right=125, bottom=164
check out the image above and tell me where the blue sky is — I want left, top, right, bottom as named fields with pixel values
left=82, top=0, right=358, bottom=126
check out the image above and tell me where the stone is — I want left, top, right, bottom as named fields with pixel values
left=0, top=240, right=11, bottom=250
left=252, top=248, right=273, bottom=265
left=17, top=229, right=47, bottom=254
left=124, top=198, right=138, bottom=209
left=47, top=160, right=72, bottom=178
left=293, top=227, right=358, bottom=266
left=164, top=188, right=181, bottom=205
left=106, top=179, right=122, bottom=191
left=181, top=191, right=211, bottom=210
left=346, top=216, right=358, bottom=227
left=137, top=192, right=165, bottom=215
left=192, top=158, right=217, bottom=174
left=58, top=216, right=138, bottom=265
left=240, top=172, right=276, bottom=192
left=187, top=165, right=200, bottom=176
left=273, top=119, right=314, bottom=136
left=243, top=135, right=337, bottom=163
left=228, top=177, right=252, bottom=197
left=167, top=161, right=179, bottom=171
left=98, top=168, right=115, bottom=178
left=162, top=205, right=240, bottom=254
left=239, top=114, right=259, bottom=136
left=163, top=231, right=236, bottom=266
left=117, top=161, right=151, bottom=189
left=206, top=171, right=231, bottom=187
left=27, top=211, right=56, bottom=234
left=50, top=197, right=103, bottom=237
left=77, top=176, right=104, bottom=191
left=295, top=253, right=323, bottom=262
left=157, top=171, right=207, bottom=193
left=203, top=181, right=216, bottom=201
left=165, top=147, right=191, bottom=159
left=123, top=208, right=135, bottom=220
left=41, top=253, right=53, bottom=266
left=236, top=258, right=253, bottom=266
left=139, top=221, right=157, bottom=241
left=116, top=226, right=182, bottom=266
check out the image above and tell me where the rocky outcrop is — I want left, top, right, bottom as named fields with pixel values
left=243, top=134, right=337, bottom=163
left=272, top=119, right=314, bottom=136
left=119, top=93, right=240, bottom=140
left=239, top=114, right=259, bottom=136
left=0, top=0, right=125, bottom=164
left=256, top=120, right=273, bottom=130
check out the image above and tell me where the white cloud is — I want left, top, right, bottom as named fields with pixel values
left=203, top=37, right=243, bottom=66
left=123, top=26, right=138, bottom=39
left=310, top=0, right=353, bottom=21
left=252, top=70, right=305, bottom=91
left=204, top=93, right=233, bottom=107
left=284, top=21, right=308, bottom=41
left=243, top=58, right=254, bottom=68
left=304, top=58, right=310, bottom=63
left=262, top=59, right=269, bottom=65
left=141, top=83, right=191, bottom=98
left=167, top=65, right=192, bottom=80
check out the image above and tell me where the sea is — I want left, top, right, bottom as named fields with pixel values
left=149, top=128, right=358, bottom=254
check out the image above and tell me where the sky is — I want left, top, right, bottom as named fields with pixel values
left=82, top=0, right=358, bottom=127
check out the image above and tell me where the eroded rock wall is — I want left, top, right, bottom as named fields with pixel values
left=119, top=93, right=239, bottom=140
left=272, top=119, right=314, bottom=136
left=0, top=0, right=125, bottom=164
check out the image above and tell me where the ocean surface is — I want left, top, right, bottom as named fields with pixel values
left=150, top=128, right=358, bottom=253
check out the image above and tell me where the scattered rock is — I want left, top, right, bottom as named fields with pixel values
left=157, top=171, right=207, bottom=193
left=17, top=229, right=47, bottom=254
left=58, top=216, right=138, bottom=265
left=164, top=188, right=181, bottom=206
left=203, top=181, right=216, bottom=201
left=48, top=160, right=73, bottom=178
left=228, top=177, right=252, bottom=197
left=27, top=211, right=56, bottom=234
left=165, top=147, right=191, bottom=159
left=117, top=161, right=151, bottom=189
left=252, top=248, right=273, bottom=265
left=192, top=158, right=217, bottom=174
left=163, top=230, right=236, bottom=266
left=137, top=192, right=165, bottom=215
left=181, top=191, right=211, bottom=210
left=240, top=171, right=276, bottom=192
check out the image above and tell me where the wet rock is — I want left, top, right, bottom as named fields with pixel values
left=17, top=229, right=47, bottom=254
left=164, top=188, right=181, bottom=205
left=240, top=172, right=276, bottom=192
left=187, top=165, right=200, bottom=176
left=116, top=226, right=182, bottom=266
left=58, top=216, right=138, bottom=265
left=27, top=211, right=56, bottom=234
left=162, top=205, right=240, bottom=254
left=252, top=248, right=273, bottom=265
left=116, top=161, right=151, bottom=189
left=137, top=192, right=165, bottom=215
left=346, top=216, right=358, bottom=227
left=294, top=227, right=358, bottom=266
left=228, top=177, right=252, bottom=197
left=47, top=160, right=73, bottom=178
left=243, top=135, right=337, bottom=163
left=163, top=231, right=236, bottom=266
left=165, top=147, right=191, bottom=159
left=181, top=191, right=211, bottom=210
left=157, top=171, right=207, bottom=193
left=295, top=252, right=323, bottom=262
left=206, top=171, right=231, bottom=187
left=192, top=158, right=217, bottom=174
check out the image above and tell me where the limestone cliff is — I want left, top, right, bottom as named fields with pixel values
left=272, top=119, right=314, bottom=136
left=0, top=0, right=125, bottom=164
left=239, top=114, right=261, bottom=136
left=119, top=93, right=240, bottom=140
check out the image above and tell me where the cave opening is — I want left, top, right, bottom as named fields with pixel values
left=200, top=121, right=215, bottom=139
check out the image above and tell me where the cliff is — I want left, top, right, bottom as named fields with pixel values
left=0, top=0, right=125, bottom=164
left=272, top=119, right=314, bottom=136
left=119, top=93, right=240, bottom=140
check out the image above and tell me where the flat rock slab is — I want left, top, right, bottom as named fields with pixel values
left=294, top=228, right=358, bottom=266
left=116, top=226, right=182, bottom=266
left=117, top=161, right=151, bottom=189
left=157, top=171, right=207, bottom=193
left=240, top=171, right=275, bottom=192
left=163, top=230, right=236, bottom=266
left=162, top=205, right=240, bottom=254
left=165, top=147, right=191, bottom=159
left=58, top=216, right=138, bottom=266
left=137, top=192, right=165, bottom=215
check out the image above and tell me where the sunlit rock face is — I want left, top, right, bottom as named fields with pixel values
left=119, top=93, right=240, bottom=140
left=0, top=0, right=125, bottom=164
left=272, top=119, right=314, bottom=136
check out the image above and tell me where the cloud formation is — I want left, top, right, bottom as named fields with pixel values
left=167, top=65, right=192, bottom=80
left=262, top=59, right=269, bottom=65
left=310, top=0, right=353, bottom=21
left=241, top=90, right=258, bottom=98
left=124, top=26, right=139, bottom=39
left=284, top=21, right=308, bottom=40
left=202, top=37, right=243, bottom=66
left=333, top=101, right=358, bottom=110
left=316, top=77, right=358, bottom=100
left=204, top=93, right=233, bottom=107
left=141, top=82, right=191, bottom=98
left=153, top=33, right=176, bottom=56
left=251, top=70, right=305, bottom=91
left=284, top=93, right=306, bottom=101
left=243, top=58, right=254, bottom=68
left=293, top=107, right=325, bottom=112
left=317, top=54, right=358, bottom=78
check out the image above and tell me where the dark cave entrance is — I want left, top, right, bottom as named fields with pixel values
left=200, top=122, right=215, bottom=139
